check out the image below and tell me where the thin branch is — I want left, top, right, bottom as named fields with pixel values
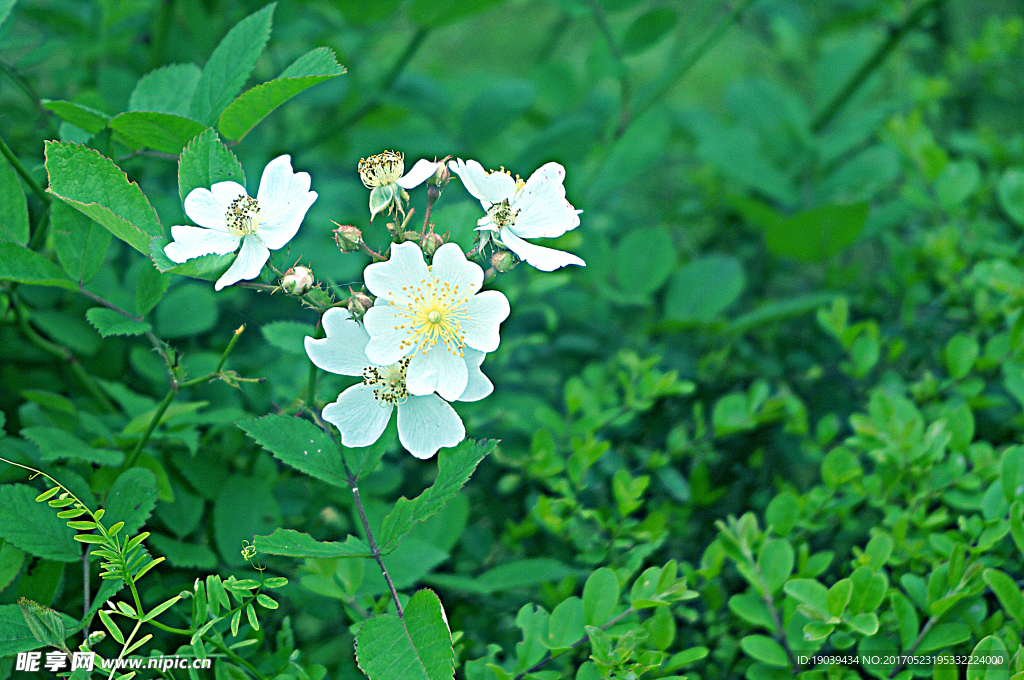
left=0, top=131, right=50, bottom=205
left=587, top=0, right=631, bottom=136
left=810, top=0, right=942, bottom=133
left=351, top=482, right=404, bottom=617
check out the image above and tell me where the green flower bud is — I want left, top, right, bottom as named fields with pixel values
left=491, top=249, right=517, bottom=272
left=347, top=291, right=374, bottom=319
left=332, top=224, right=363, bottom=252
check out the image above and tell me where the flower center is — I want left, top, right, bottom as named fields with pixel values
left=487, top=199, right=519, bottom=230
left=225, top=195, right=261, bottom=236
left=358, top=150, right=405, bottom=188
left=362, top=357, right=412, bottom=405
left=389, top=269, right=471, bottom=357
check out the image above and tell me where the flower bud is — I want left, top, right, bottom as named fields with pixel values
left=491, top=249, right=517, bottom=272
left=86, top=631, right=106, bottom=646
left=420, top=231, right=444, bottom=257
left=333, top=225, right=363, bottom=252
left=347, top=291, right=374, bottom=319
left=281, top=266, right=314, bottom=296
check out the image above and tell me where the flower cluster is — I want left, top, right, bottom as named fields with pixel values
left=166, top=150, right=584, bottom=459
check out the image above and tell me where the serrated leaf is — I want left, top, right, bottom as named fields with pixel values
left=0, top=603, right=77, bottom=656
left=0, top=485, right=79, bottom=562
left=135, top=263, right=171, bottom=316
left=129, top=64, right=203, bottom=116
left=109, top=111, right=206, bottom=155
left=254, top=528, right=371, bottom=558
left=18, top=598, right=67, bottom=650
left=44, top=141, right=163, bottom=255
left=355, top=589, right=454, bottom=680
left=42, top=100, right=110, bottom=134
left=0, top=151, right=29, bottom=244
left=238, top=414, right=348, bottom=486
left=219, top=47, right=345, bottom=140
left=52, top=201, right=111, bottom=284
left=0, top=241, right=77, bottom=290
left=22, top=426, right=124, bottom=466
left=0, top=543, right=25, bottom=592
left=377, top=439, right=495, bottom=553
left=176, top=128, right=246, bottom=205
left=189, top=3, right=275, bottom=126
left=86, top=307, right=152, bottom=337
left=104, top=468, right=159, bottom=536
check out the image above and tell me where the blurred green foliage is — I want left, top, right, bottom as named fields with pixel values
left=4, top=0, right=1024, bottom=678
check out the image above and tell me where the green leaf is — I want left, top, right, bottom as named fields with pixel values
left=428, top=558, right=581, bottom=595
left=783, top=579, right=828, bottom=616
left=104, top=468, right=159, bottom=536
left=377, top=439, right=496, bottom=553
left=891, top=591, right=919, bottom=652
left=150, top=236, right=235, bottom=280
left=763, top=203, right=868, bottom=263
left=218, top=47, right=345, bottom=141
left=155, top=283, right=219, bottom=338
left=355, top=589, right=454, bottom=680
left=238, top=414, right=351, bottom=486
left=0, top=241, right=77, bottom=290
left=254, top=528, right=371, bottom=558
left=998, top=169, right=1024, bottom=227
left=97, top=610, right=124, bottom=645
left=17, top=598, right=66, bottom=649
left=109, top=111, right=206, bottom=155
left=51, top=201, right=110, bottom=284
left=128, top=64, right=202, bottom=116
left=135, top=263, right=171, bottom=316
left=982, top=568, right=1024, bottom=626
left=42, top=100, right=110, bottom=134
left=176, top=128, right=246, bottom=205
left=621, top=7, right=677, bottom=55
left=664, top=255, right=745, bottom=322
left=44, top=141, right=163, bottom=255
left=213, top=476, right=282, bottom=567
left=0, top=485, right=79, bottom=562
left=261, top=321, right=312, bottom=355
left=189, top=3, right=276, bottom=126
left=934, top=159, right=980, bottom=209
left=408, top=0, right=507, bottom=27
left=917, top=623, right=971, bottom=653
left=582, top=568, right=619, bottom=626
left=740, top=635, right=788, bottom=667
left=863, top=534, right=893, bottom=571
left=757, top=538, right=793, bottom=595
left=0, top=602, right=76, bottom=655
left=945, top=333, right=979, bottom=380
left=122, top=400, right=207, bottom=435
left=22, top=426, right=123, bottom=466
left=0, top=543, right=25, bottom=592
left=0, top=151, right=29, bottom=244
left=967, top=635, right=1010, bottom=680
left=614, top=228, right=676, bottom=296
left=543, top=597, right=584, bottom=649
left=0, top=0, right=15, bottom=29
left=728, top=592, right=774, bottom=630
left=86, top=307, right=152, bottom=337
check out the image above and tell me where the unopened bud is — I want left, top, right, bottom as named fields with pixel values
left=281, top=266, right=314, bottom=296
left=320, top=506, right=341, bottom=525
left=86, top=630, right=106, bottom=645
left=491, top=250, right=516, bottom=273
left=347, top=291, right=374, bottom=319
left=420, top=231, right=444, bottom=257
left=333, top=225, right=363, bottom=252
left=178, top=590, right=192, bottom=600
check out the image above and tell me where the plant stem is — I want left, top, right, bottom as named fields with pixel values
left=0, top=131, right=50, bottom=205
left=122, top=389, right=174, bottom=470
left=810, top=0, right=941, bottom=132
left=351, top=482, right=403, bottom=617
left=204, top=636, right=267, bottom=680
left=512, top=607, right=636, bottom=680
left=0, top=61, right=59, bottom=136
left=587, top=0, right=631, bottom=136
left=79, top=285, right=172, bottom=374
left=306, top=322, right=325, bottom=409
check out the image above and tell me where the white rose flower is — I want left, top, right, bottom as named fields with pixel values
left=362, top=241, right=510, bottom=402
left=305, top=308, right=493, bottom=459
left=164, top=155, right=317, bottom=291
left=448, top=159, right=585, bottom=272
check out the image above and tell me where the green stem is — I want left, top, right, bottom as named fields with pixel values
left=352, top=481, right=404, bottom=617
left=122, top=390, right=173, bottom=470
left=810, top=0, right=941, bottom=133
left=0, top=132, right=50, bottom=205
left=306, top=322, right=325, bottom=409
left=204, top=636, right=266, bottom=680
left=587, top=0, right=631, bottom=135
left=26, top=203, right=51, bottom=252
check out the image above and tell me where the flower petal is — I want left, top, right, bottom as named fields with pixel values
left=458, top=349, right=493, bottom=402
left=396, top=159, right=439, bottom=189
left=184, top=187, right=232, bottom=230
left=164, top=226, right=240, bottom=263
left=510, top=162, right=580, bottom=239
left=214, top=234, right=270, bottom=290
left=363, top=241, right=429, bottom=305
left=305, top=308, right=371, bottom=377
left=449, top=159, right=515, bottom=204
left=256, top=155, right=318, bottom=250
left=257, top=189, right=317, bottom=250
left=500, top=227, right=585, bottom=272
left=363, top=303, right=413, bottom=366
left=429, top=242, right=483, bottom=294
left=396, top=394, right=465, bottom=459
left=210, top=181, right=248, bottom=208
left=462, top=289, right=510, bottom=353
left=322, top=383, right=393, bottom=448
left=406, top=340, right=469, bottom=402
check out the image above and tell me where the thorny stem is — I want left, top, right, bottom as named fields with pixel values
left=0, top=131, right=50, bottom=205
left=351, top=482, right=404, bottom=617
left=811, top=0, right=942, bottom=132
left=358, top=239, right=388, bottom=262
left=512, top=607, right=636, bottom=680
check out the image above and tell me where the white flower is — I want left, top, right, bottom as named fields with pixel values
left=448, top=159, right=585, bottom=272
left=305, top=308, right=493, bottom=459
left=358, top=151, right=444, bottom=221
left=164, top=155, right=317, bottom=291
left=362, top=242, right=510, bottom=402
